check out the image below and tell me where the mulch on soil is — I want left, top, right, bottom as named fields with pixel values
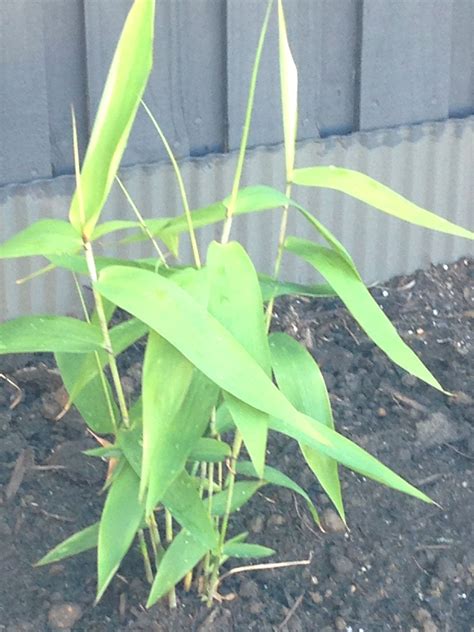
left=0, top=258, right=473, bottom=632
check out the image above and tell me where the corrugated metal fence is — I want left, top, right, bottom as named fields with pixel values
left=1, top=0, right=473, bottom=186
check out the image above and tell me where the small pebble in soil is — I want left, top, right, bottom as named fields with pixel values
left=47, top=603, right=82, bottom=630
left=249, top=514, right=265, bottom=533
left=239, top=578, right=259, bottom=599
left=321, top=508, right=346, bottom=534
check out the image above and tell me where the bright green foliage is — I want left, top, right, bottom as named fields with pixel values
left=36, top=522, right=99, bottom=566
left=97, top=461, right=144, bottom=601
left=69, top=0, right=155, bottom=237
left=0, top=220, right=82, bottom=259
left=2, top=0, right=470, bottom=611
left=269, top=331, right=344, bottom=520
left=0, top=316, right=104, bottom=354
left=292, top=166, right=474, bottom=241
left=284, top=237, right=445, bottom=392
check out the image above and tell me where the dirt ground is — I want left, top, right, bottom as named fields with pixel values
left=0, top=258, right=473, bottom=632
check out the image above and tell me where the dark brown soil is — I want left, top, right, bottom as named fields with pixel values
left=0, top=258, right=473, bottom=632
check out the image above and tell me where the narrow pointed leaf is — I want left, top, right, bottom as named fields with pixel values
left=269, top=332, right=344, bottom=520
left=235, top=460, right=320, bottom=525
left=69, top=0, right=155, bottom=237
left=278, top=0, right=298, bottom=178
left=189, top=438, right=231, bottom=463
left=285, top=236, right=444, bottom=392
left=97, top=461, right=144, bottom=602
left=117, top=430, right=219, bottom=549
left=162, top=471, right=218, bottom=550
left=211, top=481, right=263, bottom=516
left=36, top=522, right=99, bottom=566
left=223, top=542, right=275, bottom=559
left=0, top=317, right=103, bottom=354
left=142, top=333, right=219, bottom=513
left=208, top=241, right=271, bottom=477
left=259, top=274, right=335, bottom=301
left=147, top=529, right=207, bottom=607
left=95, top=263, right=432, bottom=502
left=292, top=166, right=474, bottom=240
left=0, top=220, right=81, bottom=259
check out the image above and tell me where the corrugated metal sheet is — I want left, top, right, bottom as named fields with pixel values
left=1, top=116, right=473, bottom=319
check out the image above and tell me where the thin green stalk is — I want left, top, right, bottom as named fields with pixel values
left=141, top=100, right=201, bottom=269
left=165, top=509, right=177, bottom=608
left=221, top=0, right=274, bottom=245
left=138, top=530, right=154, bottom=584
left=70, top=273, right=118, bottom=430
left=147, top=514, right=162, bottom=560
left=265, top=181, right=293, bottom=330
left=115, top=175, right=169, bottom=268
left=83, top=241, right=130, bottom=428
left=207, top=431, right=243, bottom=605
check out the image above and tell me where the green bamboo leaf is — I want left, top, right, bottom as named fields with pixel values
left=189, top=438, right=231, bottom=463
left=208, top=241, right=271, bottom=477
left=162, top=471, right=218, bottom=550
left=95, top=262, right=432, bottom=503
left=292, top=166, right=474, bottom=240
left=235, top=460, right=320, bottom=525
left=147, top=528, right=208, bottom=607
left=278, top=0, right=298, bottom=178
left=285, top=236, right=445, bottom=393
left=83, top=446, right=122, bottom=459
left=69, top=0, right=155, bottom=237
left=223, top=542, right=275, bottom=559
left=211, top=481, right=263, bottom=516
left=215, top=401, right=235, bottom=434
left=269, top=332, right=344, bottom=521
left=117, top=430, right=219, bottom=549
left=269, top=411, right=431, bottom=503
left=36, top=522, right=99, bottom=566
left=0, top=316, right=103, bottom=354
left=97, top=461, right=144, bottom=602
left=142, top=332, right=219, bottom=514
left=0, top=220, right=82, bottom=259
left=258, top=274, right=335, bottom=301
left=56, top=352, right=118, bottom=433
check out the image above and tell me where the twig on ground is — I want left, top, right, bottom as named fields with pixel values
left=277, top=593, right=304, bottom=630
left=0, top=373, right=23, bottom=409
left=5, top=448, right=34, bottom=500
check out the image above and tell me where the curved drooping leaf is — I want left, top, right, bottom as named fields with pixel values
left=269, top=332, right=343, bottom=521
left=208, top=241, right=271, bottom=477
left=284, top=236, right=445, bottom=393
left=235, top=460, right=320, bottom=525
left=292, top=166, right=474, bottom=240
left=0, top=316, right=103, bottom=354
left=69, top=0, right=155, bottom=237
left=95, top=262, right=432, bottom=503
left=0, top=220, right=82, bottom=259
left=147, top=528, right=208, bottom=607
left=36, top=522, right=99, bottom=566
left=97, top=461, right=144, bottom=602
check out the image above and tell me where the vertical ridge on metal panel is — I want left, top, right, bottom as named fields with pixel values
left=42, top=0, right=89, bottom=176
left=358, top=0, right=452, bottom=131
left=0, top=1, right=52, bottom=185
left=449, top=0, right=474, bottom=118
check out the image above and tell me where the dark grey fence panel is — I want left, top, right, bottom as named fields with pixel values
left=84, top=0, right=226, bottom=166
left=358, top=0, right=452, bottom=131
left=0, top=2, right=52, bottom=186
left=42, top=0, right=89, bottom=176
left=450, top=0, right=474, bottom=118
